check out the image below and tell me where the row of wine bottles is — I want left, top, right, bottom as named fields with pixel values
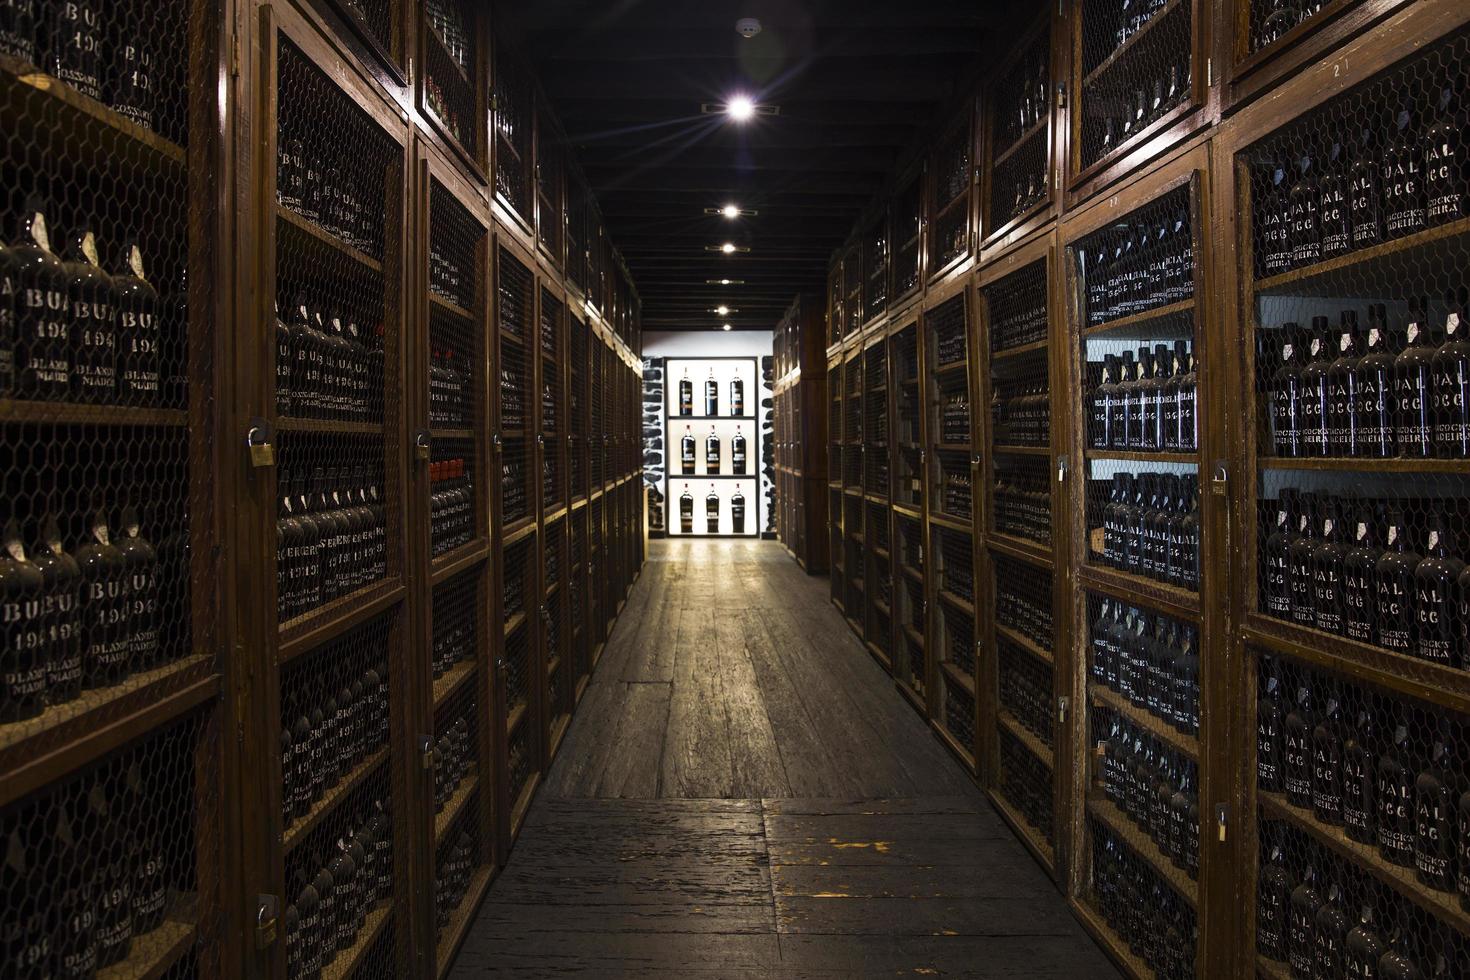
left=428, top=348, right=472, bottom=429
left=999, top=643, right=1053, bottom=747
left=431, top=590, right=474, bottom=680
left=3, top=206, right=181, bottom=406
left=285, top=800, right=394, bottom=978
left=1090, top=597, right=1202, bottom=737
left=281, top=659, right=389, bottom=827
left=1089, top=822, right=1198, bottom=980
left=993, top=463, right=1051, bottom=545
left=940, top=466, right=971, bottom=520
left=996, top=51, right=1048, bottom=149
left=276, top=137, right=378, bottom=258
left=940, top=391, right=970, bottom=443
left=433, top=825, right=478, bottom=938
left=1097, top=710, right=1200, bottom=879
left=1253, top=0, right=1328, bottom=53
left=1256, top=70, right=1470, bottom=279
left=275, top=464, right=388, bottom=623
left=432, top=713, right=473, bottom=813
left=1088, top=340, right=1199, bottom=453
left=275, top=295, right=386, bottom=424
left=500, top=456, right=527, bottom=523
left=676, top=484, right=747, bottom=535
left=1, top=760, right=172, bottom=975
left=989, top=292, right=1047, bottom=353
left=991, top=380, right=1050, bottom=447
left=1096, top=471, right=1202, bottom=591
left=1, top=506, right=184, bottom=723
left=1263, top=296, right=1470, bottom=459
left=996, top=560, right=1053, bottom=649
left=1080, top=202, right=1193, bottom=327
left=0, top=0, right=159, bottom=129
left=429, top=459, right=474, bottom=556
left=428, top=241, right=470, bottom=311
left=1260, top=489, right=1466, bottom=668
left=997, top=729, right=1055, bottom=845
left=1257, top=830, right=1466, bottom=979
left=677, top=370, right=746, bottom=417
left=677, top=426, right=750, bottom=475
left=1256, top=658, right=1470, bottom=903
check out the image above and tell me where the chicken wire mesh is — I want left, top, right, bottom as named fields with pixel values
left=428, top=182, right=482, bottom=433
left=999, top=633, right=1055, bottom=749
left=827, top=364, right=843, bottom=482
left=942, top=673, right=976, bottom=755
left=492, top=51, right=532, bottom=221
left=828, top=487, right=844, bottom=606
left=432, top=785, right=482, bottom=948
left=421, top=0, right=476, bottom=154
left=843, top=357, right=862, bottom=488
left=993, top=453, right=1052, bottom=545
left=843, top=496, right=864, bottom=617
left=990, top=348, right=1050, bottom=451
left=826, top=267, right=843, bottom=348
left=864, top=220, right=888, bottom=322
left=332, top=0, right=394, bottom=62
left=842, top=245, right=862, bottom=338
left=935, top=526, right=974, bottom=605
left=985, top=258, right=1049, bottom=356
left=1248, top=0, right=1338, bottom=59
left=1084, top=817, right=1199, bottom=977
left=893, top=176, right=922, bottom=298
left=1077, top=0, right=1194, bottom=170
left=988, top=34, right=1050, bottom=234
left=540, top=289, right=564, bottom=513
left=1253, top=649, right=1470, bottom=977
left=507, top=717, right=534, bottom=810
left=1088, top=466, right=1201, bottom=591
left=431, top=569, right=477, bottom=686
left=536, top=113, right=564, bottom=260
left=998, top=725, right=1055, bottom=850
left=569, top=316, right=587, bottom=500
left=0, top=712, right=211, bottom=979
left=1087, top=592, right=1202, bottom=739
left=590, top=347, right=605, bottom=488
left=569, top=512, right=587, bottom=677
left=889, top=324, right=924, bottom=509
left=863, top=344, right=889, bottom=496
left=431, top=680, right=477, bottom=825
left=939, top=598, right=974, bottom=678
left=995, top=555, right=1054, bottom=651
left=279, top=614, right=392, bottom=839
left=930, top=121, right=973, bottom=272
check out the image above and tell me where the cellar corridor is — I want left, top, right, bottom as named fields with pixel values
left=447, top=540, right=1117, bottom=977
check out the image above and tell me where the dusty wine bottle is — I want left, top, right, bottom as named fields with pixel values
left=8, top=204, right=70, bottom=400
left=63, top=229, right=116, bottom=403
left=34, top=514, right=82, bottom=703
left=0, top=518, right=46, bottom=722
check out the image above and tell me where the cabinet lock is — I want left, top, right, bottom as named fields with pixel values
left=255, top=894, right=279, bottom=949
left=245, top=419, right=275, bottom=469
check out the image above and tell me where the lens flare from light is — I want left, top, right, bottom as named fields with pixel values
left=726, top=96, right=756, bottom=122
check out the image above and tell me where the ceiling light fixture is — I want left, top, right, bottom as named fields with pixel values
left=700, top=99, right=780, bottom=119
left=714, top=305, right=732, bottom=316
left=704, top=204, right=759, bottom=219
left=705, top=279, right=745, bottom=286
left=706, top=242, right=750, bottom=254
left=722, top=323, right=733, bottom=331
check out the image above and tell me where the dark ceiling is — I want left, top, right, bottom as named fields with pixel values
left=507, top=1, right=994, bottom=332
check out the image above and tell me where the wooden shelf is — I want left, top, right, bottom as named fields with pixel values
left=937, top=589, right=976, bottom=618
left=994, top=443, right=1050, bottom=456
left=429, top=427, right=476, bottom=441
left=277, top=205, right=384, bottom=274
left=435, top=865, right=495, bottom=980
left=1088, top=795, right=1197, bottom=908
left=1258, top=790, right=1470, bottom=935
left=932, top=358, right=969, bottom=377
left=901, top=564, right=924, bottom=585
left=996, top=624, right=1054, bottom=666
left=431, top=541, right=489, bottom=587
left=990, top=337, right=1049, bottom=362
left=283, top=745, right=388, bottom=855
left=1258, top=455, right=1470, bottom=474
left=280, top=583, right=405, bottom=663
left=429, top=291, right=475, bottom=320
left=1083, top=298, right=1194, bottom=338
left=1084, top=448, right=1197, bottom=464
left=434, top=770, right=479, bottom=845
left=323, top=901, right=391, bottom=980
left=997, top=710, right=1053, bottom=768
left=0, top=54, right=185, bottom=167
left=929, top=512, right=972, bottom=533
left=274, top=416, right=385, bottom=436
left=988, top=532, right=1053, bottom=568
left=432, top=658, right=477, bottom=710
left=902, top=624, right=926, bottom=649
left=986, top=787, right=1056, bottom=879
left=506, top=701, right=528, bottom=737
left=503, top=610, right=527, bottom=638
left=1081, top=0, right=1187, bottom=88
left=991, top=117, right=1049, bottom=169
left=1254, top=216, right=1470, bottom=294
left=1072, top=900, right=1154, bottom=980
left=1078, top=564, right=1201, bottom=622
left=665, top=414, right=755, bottom=422
left=0, top=400, right=187, bottom=427
left=932, top=442, right=973, bottom=453
left=932, top=719, right=977, bottom=773
left=940, top=661, right=975, bottom=696
left=1257, top=955, right=1292, bottom=980
left=1090, top=682, right=1198, bottom=760
left=97, top=901, right=197, bottom=980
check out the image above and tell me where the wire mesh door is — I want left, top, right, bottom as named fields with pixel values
left=538, top=288, right=565, bottom=518
left=985, top=22, right=1052, bottom=242
left=497, top=245, right=533, bottom=532
left=569, top=315, right=588, bottom=501
left=927, top=294, right=975, bottom=525
left=863, top=341, right=889, bottom=498
left=930, top=112, right=975, bottom=279
left=890, top=322, right=924, bottom=511
left=542, top=515, right=570, bottom=749
left=418, top=0, right=483, bottom=170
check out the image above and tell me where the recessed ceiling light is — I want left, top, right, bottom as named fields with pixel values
left=722, top=323, right=733, bottom=331
left=722, top=204, right=740, bottom=219
left=704, top=205, right=759, bottom=219
left=726, top=96, right=755, bottom=122
left=705, top=279, right=745, bottom=286
left=723, top=242, right=737, bottom=254
left=706, top=243, right=750, bottom=254
left=700, top=100, right=779, bottom=119
left=715, top=305, right=730, bottom=316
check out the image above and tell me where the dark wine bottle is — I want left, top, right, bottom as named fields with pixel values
left=1377, top=714, right=1417, bottom=867
left=1300, top=319, right=1333, bottom=457
left=1319, top=131, right=1353, bottom=259
left=1395, top=297, right=1436, bottom=457
left=48, top=0, right=103, bottom=99
left=1433, top=286, right=1470, bottom=457
left=89, top=779, right=133, bottom=967
left=1288, top=152, right=1322, bottom=268
left=33, top=514, right=82, bottom=703
left=54, top=789, right=98, bottom=977
left=1422, top=66, right=1468, bottom=226
left=1284, top=681, right=1314, bottom=808
left=1374, top=507, right=1420, bottom=654
left=0, top=0, right=36, bottom=62
left=1286, top=863, right=1323, bottom=978
left=0, top=518, right=46, bottom=722
left=704, top=370, right=718, bottom=416
left=107, top=11, right=154, bottom=131
left=1382, top=100, right=1427, bottom=239
left=1109, top=352, right=1130, bottom=446
left=730, top=376, right=744, bottom=415
left=1376, top=920, right=1424, bottom=980
left=731, top=488, right=746, bottom=535
left=1343, top=500, right=1379, bottom=644
left=1414, top=718, right=1457, bottom=891
left=1311, top=682, right=1344, bottom=824
left=1258, top=658, right=1286, bottom=793
left=1289, top=492, right=1319, bottom=627
left=680, top=426, right=695, bottom=476
left=678, top=369, right=692, bottom=416
left=1264, top=489, right=1297, bottom=618
left=63, top=229, right=116, bottom=403
left=77, top=508, right=131, bottom=687
left=705, top=427, right=720, bottom=474
left=679, top=484, right=693, bottom=534
left=1349, top=125, right=1384, bottom=249
left=1344, top=902, right=1387, bottom=979
left=117, top=506, right=158, bottom=671
left=1313, top=879, right=1351, bottom=980
left=1327, top=313, right=1362, bottom=456
left=732, top=427, right=747, bottom=475
left=113, top=242, right=160, bottom=406
left=1122, top=349, right=1145, bottom=450
left=1259, top=160, right=1293, bottom=277
left=1414, top=514, right=1465, bottom=668
left=1312, top=497, right=1347, bottom=635
left=705, top=485, right=719, bottom=534
left=1357, top=304, right=1398, bottom=458
left=7, top=205, right=69, bottom=400
left=1342, top=694, right=1377, bottom=844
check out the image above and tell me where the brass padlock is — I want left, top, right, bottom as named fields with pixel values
left=415, top=431, right=432, bottom=462
left=245, top=421, right=275, bottom=469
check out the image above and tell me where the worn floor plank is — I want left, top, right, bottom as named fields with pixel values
left=448, top=541, right=1117, bottom=979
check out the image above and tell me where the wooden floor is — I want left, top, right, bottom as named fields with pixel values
left=450, top=539, right=1117, bottom=978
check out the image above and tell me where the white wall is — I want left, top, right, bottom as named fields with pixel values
left=642, top=330, right=774, bottom=358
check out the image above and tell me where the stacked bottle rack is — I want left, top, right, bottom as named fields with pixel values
left=984, top=25, right=1054, bottom=243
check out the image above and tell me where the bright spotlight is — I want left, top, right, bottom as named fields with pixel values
left=721, top=242, right=737, bottom=254
left=726, top=96, right=756, bottom=122
left=722, top=204, right=740, bottom=219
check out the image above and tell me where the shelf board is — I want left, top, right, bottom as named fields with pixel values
left=1254, top=216, right=1470, bottom=295
left=323, top=901, right=391, bottom=980
left=929, top=512, right=973, bottom=533
left=901, top=564, right=924, bottom=585
left=1088, top=795, right=1197, bottom=909
left=940, top=660, right=975, bottom=696
left=994, top=443, right=1050, bottom=456
left=0, top=54, right=186, bottom=166
left=1089, top=682, right=1198, bottom=760
left=666, top=414, right=755, bottom=421
left=274, top=415, right=385, bottom=436
left=97, top=900, right=197, bottom=980
left=1083, top=298, right=1194, bottom=338
left=902, top=624, right=926, bottom=649
left=1258, top=790, right=1470, bottom=935
left=1257, top=955, right=1292, bottom=980
left=1084, top=448, right=1197, bottom=464
left=996, top=624, right=1055, bottom=666
left=932, top=358, right=969, bottom=377
left=430, top=540, right=489, bottom=585
left=509, top=770, right=540, bottom=840
left=937, top=589, right=976, bottom=618
left=988, top=532, right=1054, bottom=568
left=1258, top=454, right=1470, bottom=474
left=1071, top=899, right=1153, bottom=980
left=283, top=745, right=388, bottom=855
left=985, top=787, right=1056, bottom=879
left=503, top=610, right=527, bottom=639
left=932, top=441, right=974, bottom=453
left=997, top=710, right=1053, bottom=767
left=546, top=654, right=561, bottom=679
left=866, top=640, right=894, bottom=672
left=434, top=769, right=479, bottom=845
left=990, top=337, right=1050, bottom=363
left=0, top=400, right=187, bottom=427
left=1081, top=0, right=1186, bottom=88
left=1242, top=616, right=1470, bottom=716
left=432, top=658, right=477, bottom=711
left=991, top=117, right=1049, bottom=169
left=872, top=597, right=892, bottom=619
left=276, top=205, right=384, bottom=274
left=1078, top=563, right=1200, bottom=620
left=932, top=718, right=977, bottom=774
left=280, top=582, right=405, bottom=663
left=429, top=292, right=475, bottom=321
left=669, top=474, right=756, bottom=481
left=506, top=701, right=528, bottom=737
left=429, top=427, right=476, bottom=441
left=424, top=25, right=473, bottom=87
left=435, top=865, right=496, bottom=980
